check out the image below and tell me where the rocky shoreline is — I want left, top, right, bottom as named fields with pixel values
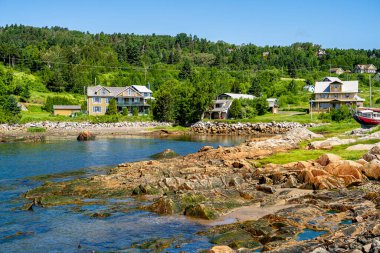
left=191, top=121, right=324, bottom=135
left=20, top=126, right=380, bottom=252
left=0, top=121, right=172, bottom=142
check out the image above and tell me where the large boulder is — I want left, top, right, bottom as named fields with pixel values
left=316, top=154, right=342, bottom=166
left=150, top=149, right=179, bottom=159
left=301, top=168, right=345, bottom=190
left=362, top=144, right=380, bottom=162
left=77, top=131, right=95, bottom=141
left=361, top=160, right=380, bottom=179
left=324, top=160, right=364, bottom=185
left=209, top=246, right=235, bottom=253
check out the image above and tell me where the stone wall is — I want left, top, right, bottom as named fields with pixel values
left=191, top=121, right=321, bottom=135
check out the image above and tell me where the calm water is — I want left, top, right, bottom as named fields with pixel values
left=0, top=135, right=246, bottom=253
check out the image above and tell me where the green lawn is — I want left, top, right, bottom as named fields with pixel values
left=308, top=120, right=361, bottom=136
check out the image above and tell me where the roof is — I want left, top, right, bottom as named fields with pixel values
left=315, top=78, right=359, bottom=93
left=53, top=105, right=81, bottom=110
left=87, top=85, right=143, bottom=97
left=356, top=64, right=377, bottom=70
left=132, top=85, right=152, bottom=93
left=87, top=85, right=127, bottom=97
left=329, top=68, right=344, bottom=72
left=323, top=77, right=341, bottom=82
left=267, top=98, right=278, bottom=102
left=221, top=93, right=256, bottom=99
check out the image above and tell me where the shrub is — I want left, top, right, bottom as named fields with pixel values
left=132, top=107, right=139, bottom=116
left=330, top=105, right=352, bottom=122
left=27, top=127, right=46, bottom=133
left=43, top=96, right=75, bottom=112
left=122, top=107, right=129, bottom=116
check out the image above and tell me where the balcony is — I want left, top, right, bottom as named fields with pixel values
left=117, top=101, right=149, bottom=107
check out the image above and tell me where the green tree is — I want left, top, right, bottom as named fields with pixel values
left=106, top=98, right=118, bottom=115
left=229, top=99, right=243, bottom=119
left=178, top=60, right=193, bottom=80
left=153, top=89, right=175, bottom=122
left=3, top=95, right=21, bottom=115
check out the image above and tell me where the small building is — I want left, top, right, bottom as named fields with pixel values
left=311, top=77, right=364, bottom=111
left=53, top=105, right=81, bottom=116
left=303, top=85, right=315, bottom=93
left=329, top=68, right=345, bottom=75
left=203, top=93, right=276, bottom=119
left=354, top=64, right=377, bottom=74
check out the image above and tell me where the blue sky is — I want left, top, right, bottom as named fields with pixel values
left=1, top=0, right=379, bottom=49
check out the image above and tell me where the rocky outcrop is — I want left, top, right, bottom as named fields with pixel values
left=150, top=149, right=179, bottom=159
left=309, top=137, right=356, bottom=150
left=191, top=121, right=324, bottom=135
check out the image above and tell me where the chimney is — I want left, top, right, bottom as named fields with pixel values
left=147, top=82, right=151, bottom=90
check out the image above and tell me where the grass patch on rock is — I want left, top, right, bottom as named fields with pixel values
left=257, top=138, right=380, bottom=166
left=27, top=127, right=46, bottom=133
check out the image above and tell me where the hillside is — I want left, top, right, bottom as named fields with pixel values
left=0, top=25, right=379, bottom=124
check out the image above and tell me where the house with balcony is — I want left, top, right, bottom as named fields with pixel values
left=354, top=64, right=377, bottom=74
left=311, top=77, right=364, bottom=111
left=87, top=85, right=153, bottom=115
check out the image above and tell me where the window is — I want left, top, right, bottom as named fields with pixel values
left=93, top=106, right=102, bottom=113
left=128, top=89, right=132, bottom=95
left=93, top=97, right=101, bottom=103
left=345, top=94, right=350, bottom=98
left=105, top=98, right=110, bottom=104
left=320, top=94, right=328, bottom=99
left=134, top=98, right=139, bottom=103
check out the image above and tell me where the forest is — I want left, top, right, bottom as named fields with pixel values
left=0, top=24, right=379, bottom=124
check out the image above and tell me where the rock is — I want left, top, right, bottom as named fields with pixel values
left=256, top=185, right=276, bottom=194
left=150, top=149, right=179, bottom=159
left=316, top=153, right=342, bottom=166
left=371, top=224, right=380, bottom=236
left=311, top=247, right=329, bottom=253
left=148, top=197, right=176, bottom=215
left=282, top=175, right=298, bottom=188
left=363, top=243, right=372, bottom=253
left=310, top=137, right=356, bottom=150
left=347, top=144, right=375, bottom=151
left=199, top=146, right=214, bottom=152
left=259, top=176, right=273, bottom=185
left=369, top=239, right=380, bottom=253
left=209, top=246, right=235, bottom=253
left=184, top=204, right=216, bottom=220
left=324, top=160, right=364, bottom=185
left=77, top=131, right=95, bottom=141
left=362, top=144, right=380, bottom=162
left=361, top=160, right=380, bottom=179
left=350, top=250, right=363, bottom=253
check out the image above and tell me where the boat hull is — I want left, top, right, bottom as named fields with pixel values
left=353, top=114, right=380, bottom=126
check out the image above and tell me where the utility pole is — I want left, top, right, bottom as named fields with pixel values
left=370, top=74, right=372, bottom=107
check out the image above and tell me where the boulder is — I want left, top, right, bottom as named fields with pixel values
left=209, top=246, right=235, bottom=253
left=256, top=184, right=276, bottom=194
left=148, top=197, right=176, bottom=215
left=150, top=149, right=179, bottom=159
left=316, top=153, right=342, bottom=166
left=361, top=160, right=380, bottom=179
left=184, top=204, right=216, bottom=220
left=199, top=146, right=214, bottom=152
left=324, top=160, right=364, bottom=185
left=77, top=131, right=95, bottom=141
left=362, top=144, right=380, bottom=162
